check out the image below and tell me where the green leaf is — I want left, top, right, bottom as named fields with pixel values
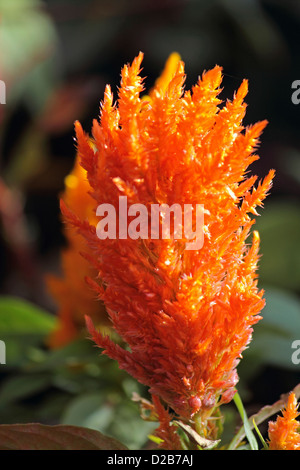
left=230, top=392, right=258, bottom=450
left=243, top=286, right=300, bottom=371
left=108, top=401, right=157, bottom=450
left=0, top=296, right=55, bottom=334
left=252, top=419, right=268, bottom=450
left=28, top=338, right=101, bottom=372
left=61, top=390, right=157, bottom=450
left=0, top=373, right=52, bottom=407
left=0, top=338, right=47, bottom=369
left=148, top=434, right=164, bottom=445
left=256, top=201, right=300, bottom=290
left=0, top=423, right=128, bottom=450
left=175, top=420, right=220, bottom=450
left=0, top=0, right=58, bottom=113
left=61, top=392, right=110, bottom=429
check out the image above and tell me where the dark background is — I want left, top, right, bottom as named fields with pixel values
left=0, top=0, right=299, bottom=446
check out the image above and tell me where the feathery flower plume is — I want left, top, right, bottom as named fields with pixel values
left=63, top=52, right=274, bottom=430
left=268, top=393, right=300, bottom=450
left=46, top=156, right=108, bottom=348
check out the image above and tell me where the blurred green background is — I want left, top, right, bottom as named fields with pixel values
left=0, top=0, right=299, bottom=449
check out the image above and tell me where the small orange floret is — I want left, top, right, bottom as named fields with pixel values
left=268, top=393, right=300, bottom=450
left=150, top=52, right=181, bottom=96
left=64, top=52, right=274, bottom=419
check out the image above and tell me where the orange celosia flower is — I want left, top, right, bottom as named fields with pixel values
left=268, top=393, right=300, bottom=450
left=63, top=52, right=274, bottom=423
left=46, top=156, right=108, bottom=348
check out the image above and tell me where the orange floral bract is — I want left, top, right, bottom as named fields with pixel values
left=63, top=52, right=274, bottom=420
left=268, top=393, right=300, bottom=450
